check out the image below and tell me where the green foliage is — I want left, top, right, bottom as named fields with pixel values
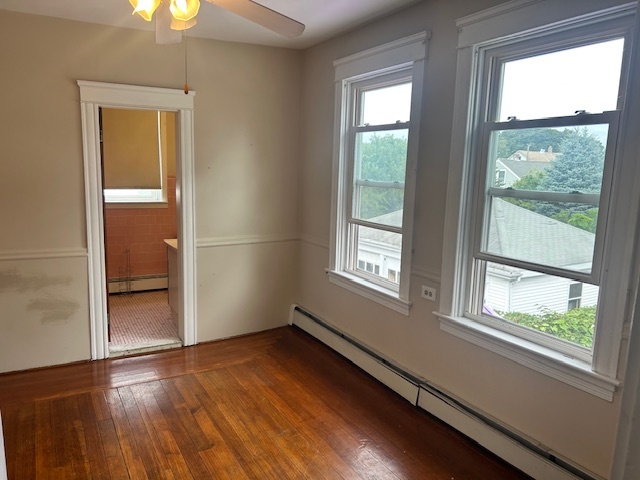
left=358, top=133, right=407, bottom=220
left=497, top=128, right=566, bottom=159
left=501, top=128, right=604, bottom=233
left=552, top=208, right=599, bottom=233
left=539, top=127, right=604, bottom=194
left=504, top=170, right=546, bottom=210
left=499, top=306, right=596, bottom=348
left=360, top=133, right=407, bottom=183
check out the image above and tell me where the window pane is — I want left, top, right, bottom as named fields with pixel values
left=490, top=125, right=608, bottom=193
left=483, top=262, right=597, bottom=348
left=360, top=83, right=412, bottom=126
left=354, top=186, right=404, bottom=226
left=355, top=131, right=408, bottom=183
left=353, top=225, right=402, bottom=285
left=485, top=198, right=596, bottom=273
left=498, top=39, right=624, bottom=121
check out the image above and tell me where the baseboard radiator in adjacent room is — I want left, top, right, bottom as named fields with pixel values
left=288, top=305, right=599, bottom=480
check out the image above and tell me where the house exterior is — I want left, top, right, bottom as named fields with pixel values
left=484, top=199, right=598, bottom=314
left=495, top=158, right=551, bottom=187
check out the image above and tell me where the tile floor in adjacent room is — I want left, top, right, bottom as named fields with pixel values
left=108, top=290, right=180, bottom=352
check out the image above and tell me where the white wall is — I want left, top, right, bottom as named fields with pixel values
left=0, top=10, right=301, bottom=371
left=297, top=0, right=628, bottom=476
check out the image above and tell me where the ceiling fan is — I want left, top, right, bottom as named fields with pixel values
left=130, top=0, right=306, bottom=44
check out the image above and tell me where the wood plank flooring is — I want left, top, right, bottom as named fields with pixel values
left=0, top=326, right=530, bottom=479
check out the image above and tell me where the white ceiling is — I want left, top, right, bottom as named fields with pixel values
left=0, top=0, right=420, bottom=49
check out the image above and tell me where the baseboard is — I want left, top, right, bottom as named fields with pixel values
left=289, top=304, right=594, bottom=480
left=108, top=275, right=168, bottom=294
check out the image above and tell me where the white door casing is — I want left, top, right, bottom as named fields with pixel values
left=78, top=81, right=197, bottom=359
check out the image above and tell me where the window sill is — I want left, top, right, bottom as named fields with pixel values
left=105, top=202, right=168, bottom=209
left=436, top=312, right=619, bottom=401
left=327, top=269, right=411, bottom=316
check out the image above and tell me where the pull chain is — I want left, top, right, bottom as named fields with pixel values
left=183, top=30, right=189, bottom=94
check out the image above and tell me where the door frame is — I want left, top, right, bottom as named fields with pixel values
left=78, top=80, right=197, bottom=360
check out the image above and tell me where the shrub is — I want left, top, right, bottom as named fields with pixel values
left=499, top=306, right=596, bottom=348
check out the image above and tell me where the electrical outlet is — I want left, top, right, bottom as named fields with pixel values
left=421, top=285, right=437, bottom=302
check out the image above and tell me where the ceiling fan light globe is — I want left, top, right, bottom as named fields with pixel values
left=129, top=0, right=161, bottom=21
left=170, top=0, right=200, bottom=22
left=170, top=17, right=197, bottom=31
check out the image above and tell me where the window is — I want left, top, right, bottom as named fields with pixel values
left=102, top=109, right=175, bottom=205
left=439, top=3, right=637, bottom=400
left=568, top=283, right=583, bottom=311
left=329, top=33, right=427, bottom=315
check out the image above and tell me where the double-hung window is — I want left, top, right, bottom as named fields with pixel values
left=439, top=2, right=637, bottom=400
left=329, top=33, right=427, bottom=315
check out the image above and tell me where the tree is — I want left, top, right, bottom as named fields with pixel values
left=536, top=127, right=605, bottom=219
left=497, top=128, right=566, bottom=159
left=503, top=170, right=546, bottom=211
left=358, top=133, right=407, bottom=220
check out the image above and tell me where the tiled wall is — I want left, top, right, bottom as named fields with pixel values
left=105, top=177, right=177, bottom=281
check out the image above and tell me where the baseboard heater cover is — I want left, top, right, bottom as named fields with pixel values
left=289, top=305, right=598, bottom=480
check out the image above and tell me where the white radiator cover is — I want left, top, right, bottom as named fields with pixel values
left=289, top=305, right=590, bottom=480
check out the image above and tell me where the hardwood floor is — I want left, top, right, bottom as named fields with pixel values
left=0, top=326, right=530, bottom=479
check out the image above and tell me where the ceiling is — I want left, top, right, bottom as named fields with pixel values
left=0, top=0, right=420, bottom=49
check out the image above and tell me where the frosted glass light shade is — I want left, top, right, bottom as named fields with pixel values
left=170, top=0, right=200, bottom=22
left=130, top=0, right=161, bottom=21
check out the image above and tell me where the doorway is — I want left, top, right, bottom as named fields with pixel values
left=78, top=81, right=197, bottom=360
left=101, top=108, right=180, bottom=356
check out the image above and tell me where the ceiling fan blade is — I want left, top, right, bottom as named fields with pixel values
left=206, top=0, right=305, bottom=38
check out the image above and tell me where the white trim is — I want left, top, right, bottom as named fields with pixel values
left=334, top=32, right=430, bottom=81
left=290, top=305, right=590, bottom=480
left=0, top=248, right=87, bottom=261
left=327, top=270, right=411, bottom=316
left=610, top=4, right=640, bottom=479
left=196, top=233, right=298, bottom=248
left=437, top=313, right=619, bottom=401
left=299, top=233, right=330, bottom=249
left=78, top=80, right=197, bottom=360
left=77, top=81, right=195, bottom=110
left=456, top=0, right=635, bottom=48
left=329, top=33, right=428, bottom=313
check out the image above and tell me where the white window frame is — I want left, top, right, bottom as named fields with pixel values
left=328, top=32, right=429, bottom=316
left=438, top=1, right=639, bottom=401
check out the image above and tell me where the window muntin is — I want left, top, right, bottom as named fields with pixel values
left=470, top=36, right=625, bottom=351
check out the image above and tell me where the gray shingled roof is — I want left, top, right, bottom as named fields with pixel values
left=488, top=198, right=595, bottom=268
left=498, top=159, right=550, bottom=179
left=360, top=210, right=403, bottom=248
left=360, top=200, right=595, bottom=271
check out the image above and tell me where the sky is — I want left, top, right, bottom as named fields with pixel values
left=499, top=38, right=625, bottom=121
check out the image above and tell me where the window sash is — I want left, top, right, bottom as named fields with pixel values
left=342, top=74, right=411, bottom=290
left=472, top=111, right=620, bottom=285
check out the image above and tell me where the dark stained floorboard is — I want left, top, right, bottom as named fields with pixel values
left=0, top=326, right=531, bottom=479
